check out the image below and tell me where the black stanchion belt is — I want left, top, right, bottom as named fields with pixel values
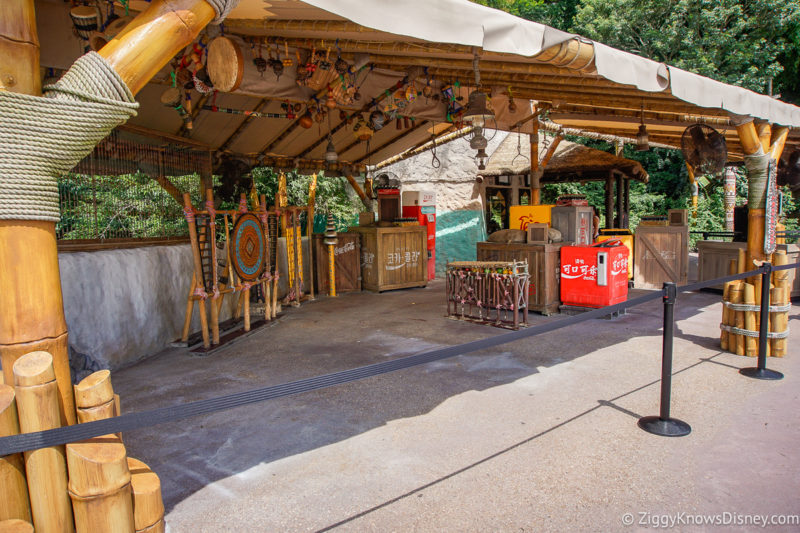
left=1, top=261, right=797, bottom=456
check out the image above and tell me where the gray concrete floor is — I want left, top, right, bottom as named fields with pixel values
left=113, top=280, right=800, bottom=532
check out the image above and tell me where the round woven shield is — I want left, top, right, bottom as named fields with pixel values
left=232, top=213, right=265, bottom=281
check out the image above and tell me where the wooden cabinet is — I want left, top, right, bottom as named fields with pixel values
left=314, top=232, right=362, bottom=294
left=634, top=225, right=688, bottom=289
left=476, top=242, right=563, bottom=314
left=348, top=226, right=427, bottom=292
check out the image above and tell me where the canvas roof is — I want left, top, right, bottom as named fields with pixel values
left=35, top=0, right=800, bottom=169
left=481, top=133, right=648, bottom=182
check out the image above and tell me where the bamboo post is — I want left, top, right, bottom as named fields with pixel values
left=183, top=193, right=210, bottom=349
left=529, top=121, right=540, bottom=205
left=74, top=370, right=119, bottom=442
left=180, top=274, right=197, bottom=343
left=127, top=458, right=164, bottom=533
left=307, top=174, right=318, bottom=301
left=771, top=251, right=789, bottom=357
left=720, top=282, right=732, bottom=351
left=0, top=385, right=31, bottom=523
left=293, top=208, right=302, bottom=307
left=0, top=520, right=33, bottom=533
left=66, top=436, right=134, bottom=533
left=743, top=283, right=758, bottom=356
left=13, top=352, right=74, bottom=533
left=206, top=190, right=220, bottom=345
left=686, top=163, right=698, bottom=218
left=728, top=282, right=745, bottom=356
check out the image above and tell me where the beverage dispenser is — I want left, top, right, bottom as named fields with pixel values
left=402, top=190, right=436, bottom=280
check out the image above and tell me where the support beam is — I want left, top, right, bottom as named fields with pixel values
left=754, top=121, right=771, bottom=153
left=346, top=175, right=371, bottom=209
left=769, top=126, right=790, bottom=160
left=530, top=119, right=540, bottom=205
left=686, top=162, right=698, bottom=218
left=605, top=173, right=614, bottom=229
left=616, top=173, right=624, bottom=229
left=353, top=120, right=428, bottom=164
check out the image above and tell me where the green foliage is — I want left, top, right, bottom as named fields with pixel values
left=251, top=167, right=362, bottom=231
left=573, top=0, right=800, bottom=101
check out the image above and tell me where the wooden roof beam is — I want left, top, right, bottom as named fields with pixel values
left=353, top=120, right=429, bottom=164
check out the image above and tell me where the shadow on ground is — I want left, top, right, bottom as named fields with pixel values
left=111, top=280, right=722, bottom=511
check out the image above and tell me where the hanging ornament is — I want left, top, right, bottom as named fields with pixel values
left=283, top=41, right=293, bottom=67
left=335, top=56, right=349, bottom=76
left=326, top=86, right=337, bottom=109
left=253, top=42, right=267, bottom=76
left=299, top=110, right=314, bottom=129
left=405, top=83, right=417, bottom=104
left=268, top=43, right=283, bottom=81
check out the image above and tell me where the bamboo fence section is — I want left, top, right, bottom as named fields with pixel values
left=719, top=250, right=790, bottom=358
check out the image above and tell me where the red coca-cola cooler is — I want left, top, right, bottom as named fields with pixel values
left=560, top=240, right=629, bottom=308
left=402, top=190, right=436, bottom=280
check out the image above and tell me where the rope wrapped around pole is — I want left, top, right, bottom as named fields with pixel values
left=0, top=52, right=139, bottom=221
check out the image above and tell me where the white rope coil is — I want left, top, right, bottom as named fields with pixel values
left=0, top=52, right=138, bottom=221
left=723, top=301, right=792, bottom=313
left=206, top=0, right=240, bottom=23
left=719, top=323, right=789, bottom=339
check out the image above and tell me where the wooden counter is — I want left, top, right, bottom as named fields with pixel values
left=348, top=225, right=427, bottom=292
left=476, top=241, right=564, bottom=314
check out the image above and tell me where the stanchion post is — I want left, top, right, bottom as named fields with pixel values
left=740, top=263, right=783, bottom=380
left=638, top=282, right=691, bottom=437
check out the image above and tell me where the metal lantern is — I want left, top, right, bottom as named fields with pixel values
left=462, top=91, right=494, bottom=128
left=636, top=124, right=649, bottom=151
left=325, top=137, right=338, bottom=163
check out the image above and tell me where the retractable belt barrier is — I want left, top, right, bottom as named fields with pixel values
left=0, top=262, right=797, bottom=455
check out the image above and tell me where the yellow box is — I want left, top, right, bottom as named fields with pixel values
left=510, top=205, right=554, bottom=230
left=596, top=232, right=634, bottom=279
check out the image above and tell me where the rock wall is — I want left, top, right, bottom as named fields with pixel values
left=383, top=132, right=507, bottom=273
left=58, top=240, right=311, bottom=377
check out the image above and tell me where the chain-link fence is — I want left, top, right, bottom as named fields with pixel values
left=57, top=129, right=212, bottom=242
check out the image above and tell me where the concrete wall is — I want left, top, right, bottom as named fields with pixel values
left=59, top=239, right=311, bottom=378
left=383, top=132, right=507, bottom=274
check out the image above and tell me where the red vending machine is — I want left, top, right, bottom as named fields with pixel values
left=560, top=240, right=629, bottom=308
left=402, top=190, right=436, bottom=280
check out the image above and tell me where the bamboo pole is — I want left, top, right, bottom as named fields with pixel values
left=728, top=282, right=745, bottom=356
left=0, top=0, right=41, bottom=95
left=0, top=520, right=33, bottom=532
left=66, top=436, right=134, bottom=533
left=0, top=385, right=31, bottom=523
left=97, top=0, right=215, bottom=95
left=743, top=283, right=758, bottom=356
left=183, top=193, right=210, bottom=349
left=180, top=274, right=197, bottom=342
left=530, top=121, right=540, bottom=205
left=206, top=189, right=220, bottom=346
left=126, top=458, right=164, bottom=533
left=686, top=163, right=698, bottom=218
left=306, top=175, right=317, bottom=301
left=346, top=175, right=371, bottom=210
left=754, top=121, right=771, bottom=153
left=771, top=251, right=789, bottom=357
left=720, top=282, right=732, bottom=352
left=13, top=352, right=74, bottom=533
left=735, top=120, right=766, bottom=266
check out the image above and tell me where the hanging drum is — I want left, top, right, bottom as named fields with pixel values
left=69, top=6, right=99, bottom=40
left=232, top=213, right=266, bottom=281
left=206, top=36, right=245, bottom=92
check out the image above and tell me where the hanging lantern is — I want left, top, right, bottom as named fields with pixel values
left=325, top=137, right=338, bottom=163
left=636, top=105, right=649, bottom=151
left=324, top=213, right=338, bottom=245
left=508, top=98, right=518, bottom=114
left=370, top=110, right=385, bottom=131
left=463, top=91, right=494, bottom=128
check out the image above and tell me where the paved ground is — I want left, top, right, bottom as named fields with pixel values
left=113, top=280, right=799, bottom=532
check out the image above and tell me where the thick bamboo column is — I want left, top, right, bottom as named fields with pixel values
left=771, top=251, right=789, bottom=357
left=743, top=283, right=758, bottom=356
left=735, top=119, right=767, bottom=265
left=0, top=1, right=75, bottom=421
left=13, top=352, right=74, bottom=533
left=729, top=282, right=745, bottom=356
left=127, top=458, right=164, bottom=533
left=66, top=436, right=134, bottom=533
left=0, top=385, right=31, bottom=523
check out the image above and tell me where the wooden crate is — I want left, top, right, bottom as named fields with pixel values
left=476, top=242, right=564, bottom=314
left=348, top=225, right=427, bottom=292
left=314, top=232, right=362, bottom=294
left=634, top=225, right=688, bottom=289
left=696, top=240, right=746, bottom=290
